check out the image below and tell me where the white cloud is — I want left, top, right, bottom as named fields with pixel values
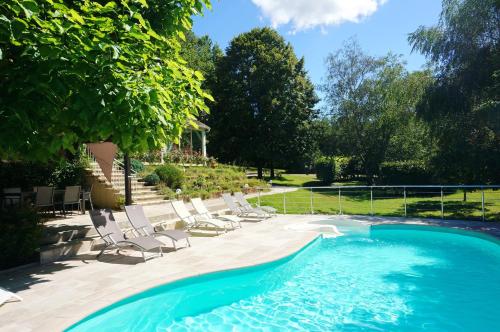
left=251, top=0, right=388, bottom=32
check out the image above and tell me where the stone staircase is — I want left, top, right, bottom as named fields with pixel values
left=88, top=160, right=166, bottom=206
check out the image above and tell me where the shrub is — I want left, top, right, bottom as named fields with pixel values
left=158, top=184, right=176, bottom=199
left=131, top=150, right=162, bottom=163
left=380, top=160, right=432, bottom=185
left=130, top=159, right=145, bottom=173
left=333, top=156, right=363, bottom=181
left=155, top=164, right=185, bottom=189
left=334, top=156, right=350, bottom=180
left=143, top=173, right=160, bottom=186
left=0, top=158, right=87, bottom=191
left=0, top=162, right=51, bottom=190
left=315, top=156, right=336, bottom=184
left=0, top=206, right=43, bottom=269
left=49, top=159, right=87, bottom=188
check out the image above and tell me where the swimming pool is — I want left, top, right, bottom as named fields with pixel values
left=67, top=224, right=500, bottom=331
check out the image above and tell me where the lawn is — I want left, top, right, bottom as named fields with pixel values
left=265, top=173, right=324, bottom=187
left=250, top=187, right=500, bottom=222
left=264, top=173, right=363, bottom=187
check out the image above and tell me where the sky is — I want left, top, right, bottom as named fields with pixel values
left=193, top=0, right=443, bottom=94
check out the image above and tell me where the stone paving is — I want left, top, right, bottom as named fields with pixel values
left=1, top=213, right=499, bottom=331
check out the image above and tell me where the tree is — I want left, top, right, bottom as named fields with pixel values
left=0, top=0, right=212, bottom=162
left=409, top=0, right=500, bottom=183
left=321, top=39, right=431, bottom=183
left=179, top=30, right=223, bottom=121
left=209, top=28, right=318, bottom=177
left=180, top=30, right=222, bottom=88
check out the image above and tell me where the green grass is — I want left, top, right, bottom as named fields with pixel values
left=264, top=173, right=363, bottom=187
left=265, top=173, right=324, bottom=187
left=250, top=188, right=500, bottom=222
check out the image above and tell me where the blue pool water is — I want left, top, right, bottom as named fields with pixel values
left=68, top=225, right=500, bottom=331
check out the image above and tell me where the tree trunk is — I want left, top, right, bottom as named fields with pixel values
left=124, top=153, right=132, bottom=206
left=257, top=166, right=263, bottom=179
left=463, top=189, right=467, bottom=202
left=270, top=162, right=275, bottom=179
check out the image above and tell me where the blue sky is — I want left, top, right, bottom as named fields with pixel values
left=193, top=0, right=442, bottom=90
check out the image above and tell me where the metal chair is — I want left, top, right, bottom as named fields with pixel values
left=2, top=187, right=21, bottom=208
left=62, top=186, right=81, bottom=215
left=81, top=185, right=93, bottom=212
left=35, top=186, right=55, bottom=215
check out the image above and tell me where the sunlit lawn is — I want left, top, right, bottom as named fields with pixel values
left=265, top=173, right=324, bottom=187
left=264, top=173, right=363, bottom=187
left=250, top=188, right=500, bottom=222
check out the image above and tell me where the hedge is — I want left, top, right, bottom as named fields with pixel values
left=380, top=160, right=432, bottom=184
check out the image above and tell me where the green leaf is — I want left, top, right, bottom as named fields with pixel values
left=19, top=0, right=39, bottom=18
left=11, top=18, right=29, bottom=39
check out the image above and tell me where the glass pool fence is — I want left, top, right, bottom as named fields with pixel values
left=254, top=185, right=500, bottom=222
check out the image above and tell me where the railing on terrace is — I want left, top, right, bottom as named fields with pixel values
left=255, top=185, right=500, bottom=222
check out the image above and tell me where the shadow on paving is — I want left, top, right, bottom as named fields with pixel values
left=0, top=244, right=187, bottom=293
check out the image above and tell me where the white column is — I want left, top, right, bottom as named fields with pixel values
left=201, top=130, right=207, bottom=158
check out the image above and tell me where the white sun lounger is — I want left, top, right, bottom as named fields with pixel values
left=234, top=192, right=277, bottom=215
left=190, top=197, right=242, bottom=228
left=222, top=193, right=269, bottom=219
left=0, top=288, right=22, bottom=306
left=171, top=200, right=233, bottom=235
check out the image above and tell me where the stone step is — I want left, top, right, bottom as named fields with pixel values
left=40, top=238, right=95, bottom=264
left=133, top=193, right=165, bottom=201
left=41, top=225, right=94, bottom=246
left=136, top=198, right=168, bottom=206
left=132, top=192, right=163, bottom=200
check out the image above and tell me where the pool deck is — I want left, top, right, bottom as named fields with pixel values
left=1, top=214, right=500, bottom=331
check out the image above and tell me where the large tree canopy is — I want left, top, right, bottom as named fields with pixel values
left=209, top=28, right=318, bottom=177
left=409, top=0, right=500, bottom=183
left=0, top=0, right=212, bottom=161
left=321, top=39, right=432, bottom=182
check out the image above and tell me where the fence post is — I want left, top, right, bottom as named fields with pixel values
left=481, top=188, right=485, bottom=221
left=440, top=187, right=444, bottom=219
left=338, top=188, right=342, bottom=215
left=283, top=191, right=287, bottom=214
left=310, top=188, right=314, bottom=214
left=404, top=187, right=407, bottom=217
left=370, top=187, right=374, bottom=216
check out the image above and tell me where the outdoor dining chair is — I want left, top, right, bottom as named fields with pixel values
left=35, top=186, right=55, bottom=215
left=1, top=187, right=21, bottom=208
left=81, top=185, right=93, bottom=212
left=62, top=186, right=81, bottom=215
